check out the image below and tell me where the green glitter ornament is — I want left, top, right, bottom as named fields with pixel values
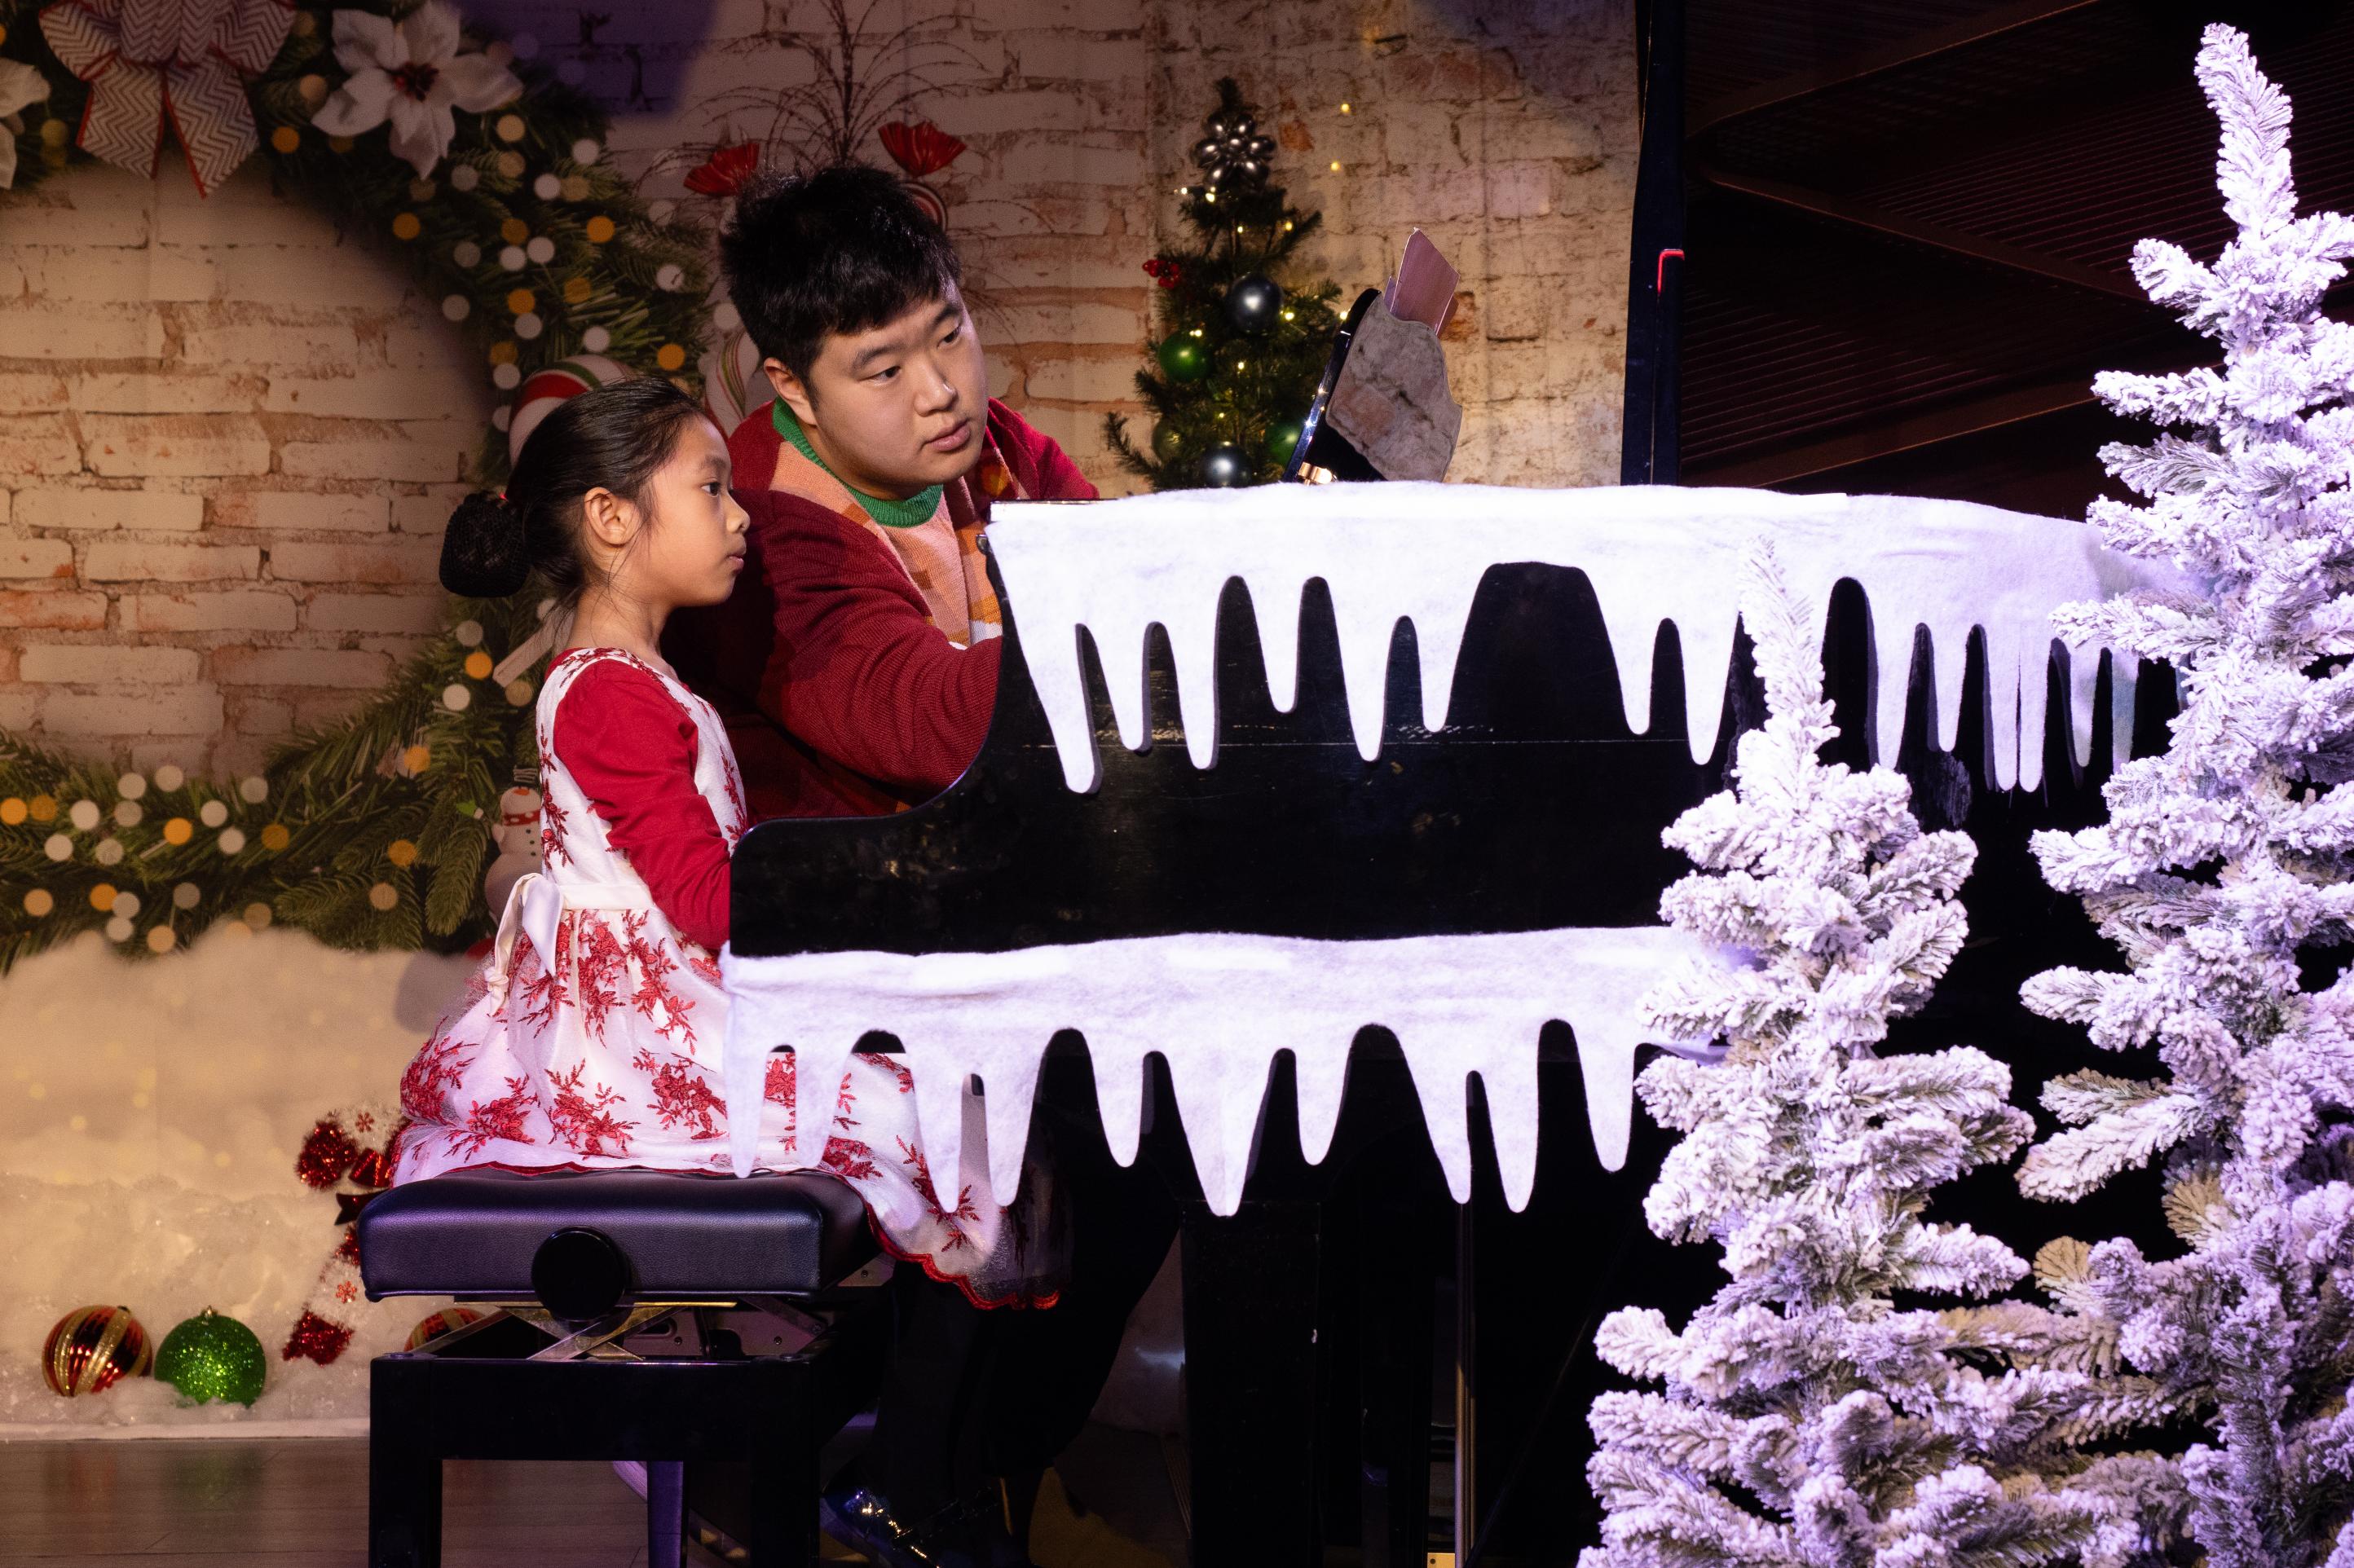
left=1264, top=418, right=1305, bottom=466
left=1152, top=422, right=1186, bottom=461
left=156, top=1309, right=266, bottom=1406
left=1155, top=336, right=1209, bottom=384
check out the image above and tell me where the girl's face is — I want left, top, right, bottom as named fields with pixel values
left=593, top=416, right=750, bottom=611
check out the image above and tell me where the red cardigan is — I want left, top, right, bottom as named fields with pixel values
left=664, top=399, right=1096, bottom=820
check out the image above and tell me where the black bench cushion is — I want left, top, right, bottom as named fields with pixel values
left=358, top=1168, right=878, bottom=1300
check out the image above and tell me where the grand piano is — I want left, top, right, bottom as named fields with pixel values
left=721, top=480, right=2169, bottom=1565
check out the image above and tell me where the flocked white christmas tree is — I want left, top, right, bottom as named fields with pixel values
left=2017, top=24, right=2354, bottom=1568
left=1580, top=544, right=2161, bottom=1568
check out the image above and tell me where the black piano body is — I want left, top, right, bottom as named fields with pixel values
left=730, top=546, right=2151, bottom=1566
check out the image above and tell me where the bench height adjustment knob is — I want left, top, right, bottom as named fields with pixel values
left=532, top=1227, right=631, bottom=1322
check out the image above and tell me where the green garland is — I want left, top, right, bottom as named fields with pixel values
left=0, top=1, right=715, bottom=968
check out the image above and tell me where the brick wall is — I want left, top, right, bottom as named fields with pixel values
left=0, top=0, right=1633, bottom=771
left=0, top=165, right=487, bottom=775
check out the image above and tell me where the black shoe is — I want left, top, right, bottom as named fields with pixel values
left=819, top=1482, right=1034, bottom=1568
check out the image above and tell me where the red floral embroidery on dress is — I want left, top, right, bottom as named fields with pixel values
left=899, top=1136, right=979, bottom=1244
left=514, top=929, right=570, bottom=1032
left=572, top=916, right=630, bottom=1041
left=686, top=950, right=723, bottom=987
left=399, top=1026, right=473, bottom=1122
left=719, top=763, right=748, bottom=843
left=822, top=1135, right=879, bottom=1181
left=541, top=792, right=575, bottom=868
left=633, top=1047, right=728, bottom=1139
left=546, top=1062, right=637, bottom=1156
left=453, top=1077, right=536, bottom=1156
left=622, top=912, right=697, bottom=1049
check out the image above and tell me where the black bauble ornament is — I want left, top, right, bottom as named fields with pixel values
left=1200, top=444, right=1250, bottom=487
left=1225, top=274, right=1283, bottom=335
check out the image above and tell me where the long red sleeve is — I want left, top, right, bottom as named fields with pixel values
left=747, top=489, right=1004, bottom=799
left=550, top=658, right=732, bottom=951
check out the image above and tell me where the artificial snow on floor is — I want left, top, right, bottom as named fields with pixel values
left=989, top=483, right=2186, bottom=794
left=0, top=927, right=470, bottom=1435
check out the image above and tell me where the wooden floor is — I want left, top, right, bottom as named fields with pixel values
left=0, top=1429, right=1188, bottom=1568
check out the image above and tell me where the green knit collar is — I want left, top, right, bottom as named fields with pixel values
left=772, top=400, right=944, bottom=529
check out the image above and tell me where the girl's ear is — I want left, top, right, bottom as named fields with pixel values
left=580, top=486, right=637, bottom=549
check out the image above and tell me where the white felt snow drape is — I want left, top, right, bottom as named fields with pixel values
left=724, top=487, right=2189, bottom=1211
left=985, top=483, right=2189, bottom=794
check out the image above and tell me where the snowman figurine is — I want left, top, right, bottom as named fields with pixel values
left=483, top=768, right=543, bottom=914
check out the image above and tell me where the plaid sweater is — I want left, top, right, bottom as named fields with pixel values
left=665, top=398, right=1096, bottom=820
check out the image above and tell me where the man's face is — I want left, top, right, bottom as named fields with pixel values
left=769, top=287, right=990, bottom=500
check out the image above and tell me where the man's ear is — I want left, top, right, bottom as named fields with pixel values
left=764, top=357, right=818, bottom=429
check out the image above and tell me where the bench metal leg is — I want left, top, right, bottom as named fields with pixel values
left=743, top=1399, right=821, bottom=1568
left=368, top=1375, right=443, bottom=1568
left=647, top=1460, right=685, bottom=1568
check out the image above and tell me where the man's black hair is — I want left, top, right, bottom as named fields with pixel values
left=719, top=163, right=964, bottom=390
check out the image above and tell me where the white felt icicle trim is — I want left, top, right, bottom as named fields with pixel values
left=722, top=927, right=1721, bottom=1214
left=985, top=483, right=2189, bottom=795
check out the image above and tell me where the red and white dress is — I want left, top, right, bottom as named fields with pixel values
left=390, top=646, right=1062, bottom=1307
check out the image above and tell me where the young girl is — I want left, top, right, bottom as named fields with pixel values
left=388, top=377, right=1060, bottom=1316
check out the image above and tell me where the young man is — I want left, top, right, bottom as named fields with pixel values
left=666, top=166, right=1177, bottom=1568
left=669, top=161, right=1095, bottom=819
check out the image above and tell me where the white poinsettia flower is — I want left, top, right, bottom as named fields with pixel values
left=312, top=1, right=522, bottom=178
left=0, top=59, right=51, bottom=192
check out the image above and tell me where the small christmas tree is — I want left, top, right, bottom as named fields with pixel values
left=1581, top=545, right=2155, bottom=1568
left=1103, top=78, right=1342, bottom=490
left=2017, top=25, right=2354, bottom=1568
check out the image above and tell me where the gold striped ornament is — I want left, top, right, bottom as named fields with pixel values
left=403, top=1306, right=486, bottom=1351
left=42, top=1304, right=152, bottom=1396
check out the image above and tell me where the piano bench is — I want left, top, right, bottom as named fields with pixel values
left=357, top=1169, right=886, bottom=1568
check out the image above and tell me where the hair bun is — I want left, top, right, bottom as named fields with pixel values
left=439, top=491, right=528, bottom=597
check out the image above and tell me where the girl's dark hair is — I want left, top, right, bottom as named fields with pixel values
left=719, top=163, right=963, bottom=390
left=439, top=377, right=708, bottom=601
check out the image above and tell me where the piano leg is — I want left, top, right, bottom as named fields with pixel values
left=1181, top=1198, right=1323, bottom=1566
left=1356, top=1200, right=1437, bottom=1568
left=1454, top=1200, right=1475, bottom=1566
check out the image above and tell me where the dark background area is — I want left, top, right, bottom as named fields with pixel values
left=1676, top=0, right=2354, bottom=509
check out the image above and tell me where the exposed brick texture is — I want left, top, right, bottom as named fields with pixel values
left=0, top=0, right=1632, bottom=772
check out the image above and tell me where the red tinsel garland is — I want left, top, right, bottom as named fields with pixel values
left=280, top=1103, right=407, bottom=1366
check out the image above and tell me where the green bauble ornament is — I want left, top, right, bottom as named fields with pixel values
left=1152, top=422, right=1186, bottom=461
left=1156, top=336, right=1209, bottom=384
left=1265, top=418, right=1305, bottom=466
left=156, top=1309, right=266, bottom=1407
